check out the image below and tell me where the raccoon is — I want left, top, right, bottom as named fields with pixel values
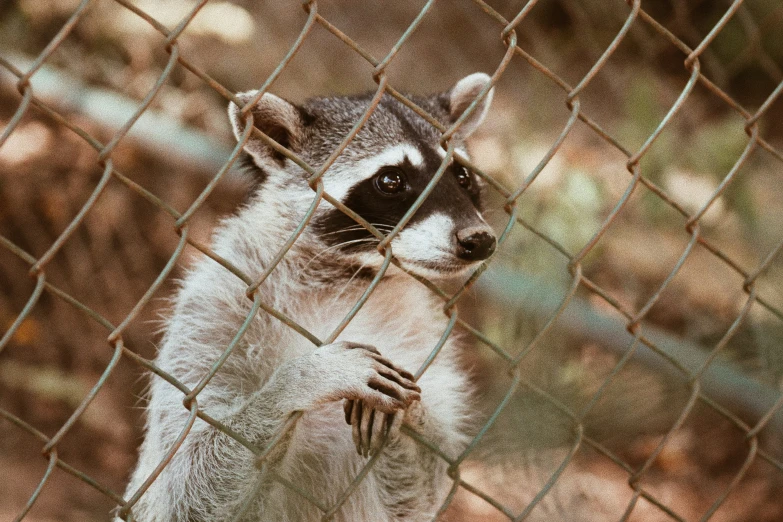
left=120, top=73, right=496, bottom=521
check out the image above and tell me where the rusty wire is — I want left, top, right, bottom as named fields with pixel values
left=1, top=0, right=783, bottom=520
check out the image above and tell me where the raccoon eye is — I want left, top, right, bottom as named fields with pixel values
left=374, top=168, right=408, bottom=195
left=455, top=166, right=472, bottom=190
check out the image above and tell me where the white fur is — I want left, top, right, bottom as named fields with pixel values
left=394, top=213, right=455, bottom=264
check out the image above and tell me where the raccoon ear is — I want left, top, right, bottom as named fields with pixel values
left=447, top=73, right=494, bottom=140
left=228, top=91, right=307, bottom=167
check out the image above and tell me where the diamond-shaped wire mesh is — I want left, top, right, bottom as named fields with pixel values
left=1, top=0, right=783, bottom=521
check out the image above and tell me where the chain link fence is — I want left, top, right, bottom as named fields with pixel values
left=1, top=0, right=783, bottom=520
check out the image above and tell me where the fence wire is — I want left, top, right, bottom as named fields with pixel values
left=1, top=0, right=783, bottom=521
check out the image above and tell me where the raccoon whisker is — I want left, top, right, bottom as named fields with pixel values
left=301, top=238, right=378, bottom=272
left=300, top=223, right=397, bottom=274
left=326, top=256, right=374, bottom=310
left=317, top=223, right=395, bottom=238
left=316, top=226, right=366, bottom=238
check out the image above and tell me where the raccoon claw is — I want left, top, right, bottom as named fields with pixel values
left=344, top=399, right=405, bottom=457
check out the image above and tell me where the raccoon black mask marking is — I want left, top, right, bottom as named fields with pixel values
left=313, top=149, right=483, bottom=253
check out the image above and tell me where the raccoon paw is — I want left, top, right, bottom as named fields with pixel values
left=343, top=399, right=407, bottom=457
left=303, top=342, right=420, bottom=414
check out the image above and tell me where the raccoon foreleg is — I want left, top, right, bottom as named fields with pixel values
left=130, top=342, right=420, bottom=521
left=214, top=341, right=421, bottom=456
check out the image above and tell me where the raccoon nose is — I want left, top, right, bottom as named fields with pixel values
left=456, top=227, right=496, bottom=261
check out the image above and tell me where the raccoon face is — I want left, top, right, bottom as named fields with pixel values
left=228, top=73, right=496, bottom=280
left=310, top=141, right=495, bottom=279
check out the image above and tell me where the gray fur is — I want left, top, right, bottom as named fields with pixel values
left=121, top=74, right=495, bottom=521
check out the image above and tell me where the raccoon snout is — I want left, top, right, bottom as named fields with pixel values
left=455, top=227, right=496, bottom=261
